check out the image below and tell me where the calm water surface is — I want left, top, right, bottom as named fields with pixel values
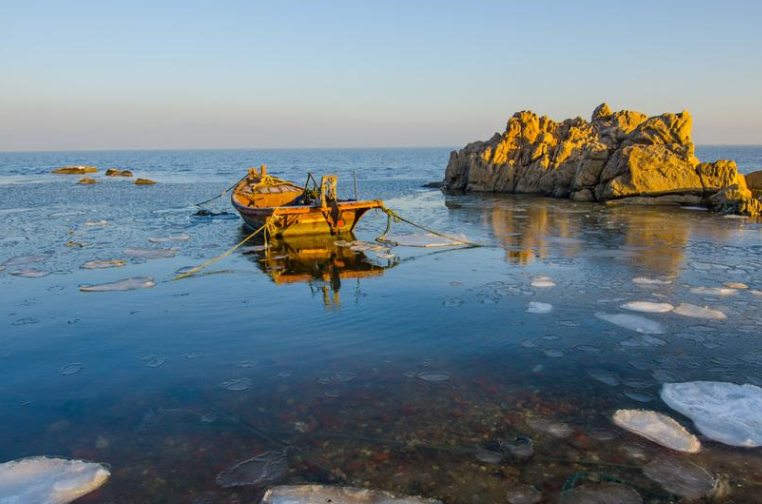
left=1, top=147, right=762, bottom=503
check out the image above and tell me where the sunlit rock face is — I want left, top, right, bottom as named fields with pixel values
left=444, top=104, right=760, bottom=214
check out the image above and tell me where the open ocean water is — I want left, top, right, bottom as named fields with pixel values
left=1, top=146, right=762, bottom=503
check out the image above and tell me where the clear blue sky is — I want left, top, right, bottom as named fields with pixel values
left=1, top=0, right=761, bottom=150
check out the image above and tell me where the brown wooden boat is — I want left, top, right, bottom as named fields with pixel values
left=231, top=165, right=383, bottom=237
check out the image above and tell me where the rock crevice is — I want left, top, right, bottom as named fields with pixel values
left=444, top=104, right=761, bottom=215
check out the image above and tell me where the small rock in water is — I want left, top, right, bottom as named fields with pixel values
left=1, top=254, right=50, bottom=267
left=80, top=277, right=155, bottom=292
left=81, top=260, right=125, bottom=269
left=673, top=303, right=726, bottom=320
left=505, top=484, right=542, bottom=504
left=60, top=363, right=84, bottom=376
left=689, top=286, right=738, bottom=296
left=620, top=301, right=674, bottom=313
left=123, top=247, right=177, bottom=259
left=417, top=371, right=450, bottom=382
left=527, top=301, right=553, bottom=314
left=216, top=451, right=288, bottom=488
left=530, top=276, right=556, bottom=288
left=632, top=277, right=671, bottom=285
left=661, top=381, right=762, bottom=447
left=595, top=312, right=666, bottom=334
left=557, top=482, right=643, bottom=504
left=473, top=448, right=503, bottom=464
left=612, top=409, right=701, bottom=453
left=10, top=268, right=49, bottom=278
left=220, top=378, right=252, bottom=391
left=642, top=456, right=716, bottom=500
left=149, top=233, right=191, bottom=243
left=261, top=485, right=444, bottom=504
left=0, top=456, right=110, bottom=504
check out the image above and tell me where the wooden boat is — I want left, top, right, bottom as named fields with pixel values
left=231, top=165, right=383, bottom=237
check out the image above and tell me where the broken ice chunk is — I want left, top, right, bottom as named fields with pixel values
left=643, top=456, right=716, bottom=500
left=81, top=260, right=125, bottom=269
left=620, top=301, right=674, bottom=313
left=612, top=409, right=701, bottom=453
left=673, top=303, right=726, bottom=320
left=527, top=301, right=553, bottom=314
left=0, top=456, right=110, bottom=504
left=10, top=269, right=49, bottom=278
left=216, top=451, right=288, bottom=488
left=1, top=254, right=50, bottom=267
left=595, top=312, right=666, bottom=334
left=378, top=233, right=468, bottom=248
left=530, top=276, right=556, bottom=288
left=123, top=248, right=177, bottom=259
left=80, top=277, right=155, bottom=292
left=632, top=277, right=671, bottom=285
left=689, top=286, right=738, bottom=296
left=149, top=234, right=190, bottom=243
left=261, top=485, right=443, bottom=504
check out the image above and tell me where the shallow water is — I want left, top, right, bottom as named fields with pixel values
left=1, top=147, right=762, bottom=503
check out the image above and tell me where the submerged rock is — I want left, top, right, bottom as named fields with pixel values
left=661, top=381, right=762, bottom=447
left=79, top=277, right=155, bottom=292
left=216, top=451, right=288, bottom=488
left=557, top=482, right=642, bottom=504
left=0, top=456, right=110, bottom=504
left=595, top=312, right=665, bottom=334
left=642, top=456, right=716, bottom=500
left=261, top=485, right=443, bottom=504
left=506, top=484, right=542, bottom=504
left=612, top=409, right=701, bottom=453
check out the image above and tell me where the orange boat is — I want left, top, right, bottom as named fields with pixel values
left=231, top=165, right=383, bottom=237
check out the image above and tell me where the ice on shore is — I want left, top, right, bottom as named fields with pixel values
left=673, top=303, right=726, bottom=320
left=527, top=301, right=553, bottom=314
left=0, top=456, right=110, bottom=504
left=262, top=485, right=444, bottom=504
left=643, top=457, right=716, bottom=500
left=80, top=277, right=155, bottom=292
left=595, top=312, right=666, bottom=334
left=612, top=409, right=701, bottom=453
left=661, top=381, right=762, bottom=447
left=621, top=301, right=674, bottom=313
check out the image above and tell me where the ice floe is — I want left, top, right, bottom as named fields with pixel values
left=60, top=363, right=84, bottom=376
left=632, top=277, right=671, bottom=285
left=588, top=369, right=620, bottom=386
left=0, top=456, right=110, bottom=504
left=530, top=276, right=556, bottom=288
left=642, top=456, right=716, bottom=500
left=378, top=233, right=468, bottom=248
left=123, top=247, right=177, bottom=259
left=557, top=482, right=642, bottom=504
left=1, top=254, right=50, bottom=267
left=661, top=381, right=762, bottom=447
left=81, top=260, right=125, bottom=269
left=689, top=286, right=738, bottom=296
left=80, top=277, right=155, bottom=292
left=261, top=485, right=444, bottom=504
left=417, top=371, right=450, bottom=382
left=612, top=409, right=701, bottom=453
left=216, top=451, right=288, bottom=488
left=595, top=312, right=666, bottom=334
left=620, top=301, right=674, bottom=313
left=619, top=334, right=667, bottom=348
left=527, top=418, right=573, bottom=438
left=10, top=268, right=49, bottom=278
left=149, top=233, right=190, bottom=243
left=220, top=378, right=252, bottom=391
left=526, top=301, right=553, bottom=314
left=673, top=303, right=726, bottom=320
left=724, top=282, right=749, bottom=289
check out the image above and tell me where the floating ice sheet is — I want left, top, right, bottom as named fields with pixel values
left=80, top=277, right=155, bottom=292
left=689, top=286, right=738, bottom=296
left=81, top=260, right=125, bottom=269
left=588, top=369, right=620, bottom=386
left=216, top=451, right=287, bottom=488
left=595, top=312, right=666, bottom=334
left=642, top=457, right=715, bottom=500
left=557, top=483, right=642, bottom=504
left=673, top=303, right=726, bottom=320
left=149, top=233, right=190, bottom=243
left=262, top=485, right=444, bottom=504
left=620, top=301, right=674, bottom=313
left=379, top=233, right=468, bottom=248
left=417, top=371, right=450, bottom=382
left=661, top=381, right=762, bottom=447
left=1, top=254, right=50, bottom=267
left=612, top=409, right=701, bottom=453
left=123, top=247, right=177, bottom=259
left=527, top=301, right=553, bottom=314
left=632, top=277, right=671, bottom=285
left=10, top=268, right=49, bottom=278
left=0, top=456, right=110, bottom=504
left=530, top=276, right=556, bottom=288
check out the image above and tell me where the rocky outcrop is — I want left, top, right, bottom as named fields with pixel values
left=105, top=168, right=133, bottom=177
left=444, top=104, right=761, bottom=215
left=52, top=165, right=98, bottom=174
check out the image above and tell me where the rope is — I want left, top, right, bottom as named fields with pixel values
left=172, top=215, right=277, bottom=281
left=377, top=205, right=484, bottom=248
left=194, top=176, right=245, bottom=208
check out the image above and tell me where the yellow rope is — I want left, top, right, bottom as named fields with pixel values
left=172, top=216, right=275, bottom=281
left=377, top=205, right=483, bottom=248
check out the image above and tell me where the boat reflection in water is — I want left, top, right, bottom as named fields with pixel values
left=240, top=231, right=398, bottom=308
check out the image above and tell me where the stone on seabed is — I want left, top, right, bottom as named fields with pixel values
left=443, top=104, right=761, bottom=215
left=261, top=485, right=444, bottom=504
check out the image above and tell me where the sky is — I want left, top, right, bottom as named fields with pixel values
left=1, top=0, right=761, bottom=151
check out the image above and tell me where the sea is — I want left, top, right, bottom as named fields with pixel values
left=1, top=146, right=762, bottom=503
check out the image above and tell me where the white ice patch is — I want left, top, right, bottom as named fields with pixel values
left=595, top=312, right=666, bottom=334
left=148, top=234, right=190, bottom=243
left=262, top=485, right=444, bottom=504
left=689, top=286, right=738, bottom=296
left=81, top=260, right=125, bottom=270
left=378, top=233, right=468, bottom=248
left=620, top=301, right=674, bottom=313
left=530, top=276, right=556, bottom=288
left=527, top=302, right=553, bottom=314
left=612, top=409, right=701, bottom=453
left=632, top=277, right=671, bottom=285
left=0, top=456, right=110, bottom=504
left=642, top=457, right=716, bottom=500
left=79, top=277, right=155, bottom=292
left=661, top=381, right=762, bottom=447
left=123, top=248, right=177, bottom=259
left=673, top=303, right=726, bottom=320
left=1, top=254, right=50, bottom=267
